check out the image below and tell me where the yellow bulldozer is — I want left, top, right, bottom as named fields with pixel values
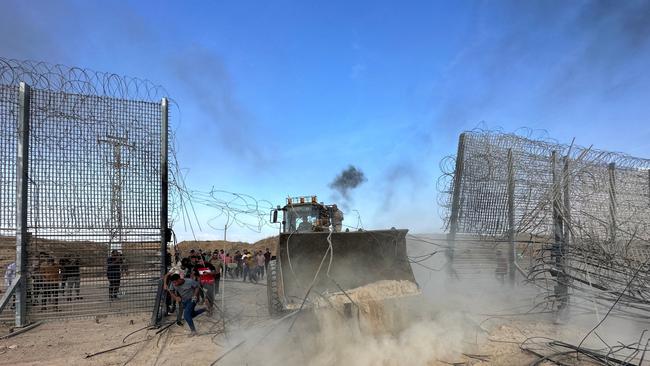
left=267, top=195, right=419, bottom=316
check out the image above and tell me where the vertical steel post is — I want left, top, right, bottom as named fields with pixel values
left=507, top=149, right=516, bottom=285
left=608, top=163, right=617, bottom=245
left=551, top=151, right=568, bottom=314
left=151, top=98, right=169, bottom=325
left=562, top=157, right=572, bottom=248
left=15, top=82, right=30, bottom=327
left=447, top=133, right=466, bottom=277
left=160, top=98, right=169, bottom=277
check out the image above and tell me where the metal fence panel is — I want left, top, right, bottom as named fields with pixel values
left=0, top=58, right=168, bottom=323
left=440, top=130, right=650, bottom=316
left=24, top=89, right=162, bottom=320
left=0, top=85, right=18, bottom=322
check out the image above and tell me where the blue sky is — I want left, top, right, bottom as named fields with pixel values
left=2, top=1, right=650, bottom=242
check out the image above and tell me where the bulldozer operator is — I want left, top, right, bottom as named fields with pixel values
left=297, top=215, right=312, bottom=232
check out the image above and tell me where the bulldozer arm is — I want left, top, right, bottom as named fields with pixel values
left=272, top=229, right=417, bottom=311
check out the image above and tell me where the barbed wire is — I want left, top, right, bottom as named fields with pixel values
left=438, top=128, right=650, bottom=322
left=0, top=57, right=168, bottom=102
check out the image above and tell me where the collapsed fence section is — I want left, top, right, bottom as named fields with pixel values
left=440, top=129, right=650, bottom=318
left=0, top=58, right=170, bottom=326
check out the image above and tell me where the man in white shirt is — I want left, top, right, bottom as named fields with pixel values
left=3, top=262, right=16, bottom=289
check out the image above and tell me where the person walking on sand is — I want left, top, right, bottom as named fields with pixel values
left=256, top=251, right=266, bottom=279
left=107, top=250, right=123, bottom=300
left=168, top=273, right=206, bottom=337
left=264, top=248, right=271, bottom=273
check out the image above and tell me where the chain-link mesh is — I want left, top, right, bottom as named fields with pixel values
left=0, top=58, right=167, bottom=322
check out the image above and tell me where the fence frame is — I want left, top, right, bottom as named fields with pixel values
left=1, top=78, right=169, bottom=327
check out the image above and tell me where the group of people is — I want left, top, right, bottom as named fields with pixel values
left=238, top=249, right=271, bottom=283
left=0, top=252, right=83, bottom=311
left=162, top=247, right=273, bottom=336
left=1, top=250, right=128, bottom=312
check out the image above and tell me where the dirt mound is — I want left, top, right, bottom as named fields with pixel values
left=177, top=236, right=278, bottom=256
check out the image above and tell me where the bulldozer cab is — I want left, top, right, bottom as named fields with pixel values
left=271, top=196, right=335, bottom=233
left=285, top=203, right=321, bottom=233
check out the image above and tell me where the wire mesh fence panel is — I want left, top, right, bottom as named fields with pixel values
left=0, top=230, right=16, bottom=322
left=440, top=129, right=650, bottom=316
left=0, top=58, right=168, bottom=323
left=0, top=84, right=18, bottom=322
left=23, top=89, right=162, bottom=320
left=0, top=85, right=17, bottom=232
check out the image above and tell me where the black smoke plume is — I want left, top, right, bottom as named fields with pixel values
left=329, top=165, right=367, bottom=200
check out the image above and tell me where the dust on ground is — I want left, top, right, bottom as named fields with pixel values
left=0, top=278, right=628, bottom=365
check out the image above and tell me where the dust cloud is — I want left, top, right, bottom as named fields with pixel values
left=219, top=291, right=473, bottom=366
left=214, top=234, right=648, bottom=365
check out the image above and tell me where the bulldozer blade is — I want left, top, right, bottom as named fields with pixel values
left=275, top=229, right=417, bottom=309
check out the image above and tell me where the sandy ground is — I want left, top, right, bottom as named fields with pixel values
left=0, top=276, right=639, bottom=366
left=0, top=279, right=270, bottom=366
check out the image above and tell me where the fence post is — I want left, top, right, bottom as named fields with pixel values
left=562, top=157, right=572, bottom=247
left=15, top=82, right=30, bottom=327
left=151, top=97, right=169, bottom=325
left=507, top=149, right=516, bottom=285
left=447, top=133, right=466, bottom=277
left=551, top=151, right=568, bottom=315
left=608, top=163, right=617, bottom=245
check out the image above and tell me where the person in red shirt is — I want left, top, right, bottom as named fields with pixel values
left=197, top=257, right=219, bottom=313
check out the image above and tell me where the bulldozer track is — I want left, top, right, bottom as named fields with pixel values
left=267, top=259, right=284, bottom=316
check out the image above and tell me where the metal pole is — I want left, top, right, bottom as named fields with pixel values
left=562, top=157, right=572, bottom=248
left=160, top=98, right=169, bottom=277
left=507, top=149, right=516, bottom=285
left=551, top=151, right=568, bottom=315
left=15, top=82, right=30, bottom=327
left=151, top=97, right=169, bottom=325
left=608, top=162, right=617, bottom=245
left=447, top=133, right=466, bottom=277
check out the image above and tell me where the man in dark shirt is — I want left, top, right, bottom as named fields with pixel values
left=60, top=255, right=81, bottom=301
left=234, top=251, right=243, bottom=278
left=180, top=257, right=199, bottom=280
left=264, top=248, right=272, bottom=273
left=107, top=250, right=123, bottom=300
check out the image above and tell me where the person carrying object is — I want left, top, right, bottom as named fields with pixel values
left=168, top=273, right=206, bottom=337
left=196, top=257, right=218, bottom=314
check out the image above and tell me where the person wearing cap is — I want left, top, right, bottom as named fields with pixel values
left=168, top=273, right=205, bottom=337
